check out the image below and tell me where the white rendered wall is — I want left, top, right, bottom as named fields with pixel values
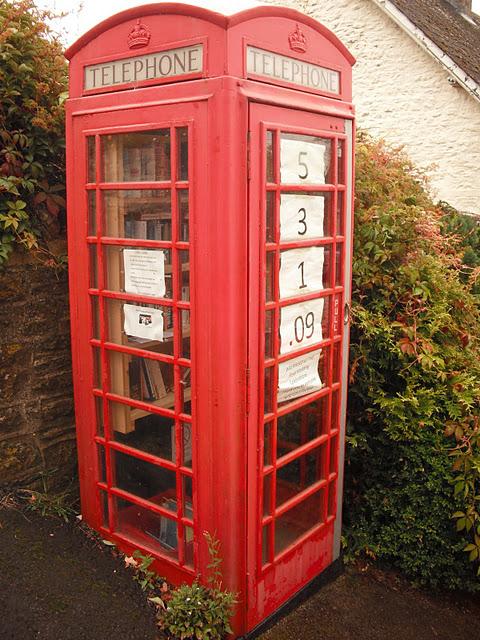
left=267, top=0, right=480, bottom=214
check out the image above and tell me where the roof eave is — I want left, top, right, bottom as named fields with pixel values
left=372, top=0, right=480, bottom=103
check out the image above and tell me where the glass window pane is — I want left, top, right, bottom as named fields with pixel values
left=100, top=490, right=109, bottom=528
left=177, top=127, right=188, bottom=181
left=103, top=190, right=171, bottom=240
left=179, top=250, right=190, bottom=301
left=182, top=422, right=193, bottom=468
left=264, top=420, right=273, bottom=466
left=266, top=130, right=274, bottom=183
left=328, top=480, right=337, bottom=517
left=266, top=191, right=275, bottom=243
left=263, top=473, right=273, bottom=516
left=265, top=251, right=275, bottom=303
left=111, top=405, right=175, bottom=461
left=329, top=434, right=338, bottom=476
left=264, top=366, right=274, bottom=414
left=115, top=496, right=178, bottom=559
left=336, top=191, right=344, bottom=236
left=113, top=449, right=177, bottom=506
left=178, top=190, right=189, bottom=242
left=276, top=443, right=328, bottom=506
left=262, top=524, right=272, bottom=565
left=91, top=295, right=100, bottom=340
left=89, top=244, right=98, bottom=288
left=108, top=352, right=174, bottom=408
left=102, top=130, right=170, bottom=182
left=335, top=243, right=344, bottom=287
left=184, top=525, right=194, bottom=567
left=180, top=309, right=191, bottom=360
left=106, top=298, right=174, bottom=354
left=95, top=396, right=104, bottom=437
left=97, top=445, right=106, bottom=483
left=104, top=246, right=172, bottom=298
left=277, top=396, right=329, bottom=459
left=179, top=366, right=191, bottom=415
left=182, top=475, right=193, bottom=518
left=88, top=190, right=96, bottom=236
left=265, top=309, right=275, bottom=359
left=275, top=489, right=325, bottom=556
left=87, top=136, right=96, bottom=183
left=280, top=133, right=332, bottom=185
left=337, top=139, right=345, bottom=184
left=93, top=347, right=102, bottom=388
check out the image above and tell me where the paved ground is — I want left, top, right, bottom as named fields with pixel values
left=1, top=503, right=479, bottom=640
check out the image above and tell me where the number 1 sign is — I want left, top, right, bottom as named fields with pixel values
left=279, top=246, right=324, bottom=299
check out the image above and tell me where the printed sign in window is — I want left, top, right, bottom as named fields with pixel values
left=279, top=246, right=324, bottom=299
left=277, top=350, right=323, bottom=403
left=280, top=193, right=325, bottom=241
left=280, top=298, right=324, bottom=355
left=123, top=304, right=164, bottom=342
left=123, top=249, right=165, bottom=297
left=280, top=137, right=327, bottom=185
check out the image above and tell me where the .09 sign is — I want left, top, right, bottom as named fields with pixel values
left=280, top=298, right=324, bottom=355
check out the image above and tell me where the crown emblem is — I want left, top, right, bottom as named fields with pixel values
left=127, top=19, right=151, bottom=50
left=288, top=24, right=307, bottom=53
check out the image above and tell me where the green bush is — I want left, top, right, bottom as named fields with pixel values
left=0, top=0, right=67, bottom=266
left=344, top=132, right=480, bottom=590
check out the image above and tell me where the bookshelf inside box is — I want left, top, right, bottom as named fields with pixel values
left=104, top=133, right=190, bottom=434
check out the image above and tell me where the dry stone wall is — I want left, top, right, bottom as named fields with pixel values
left=0, top=248, right=76, bottom=491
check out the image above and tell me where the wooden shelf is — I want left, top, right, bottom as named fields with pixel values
left=130, top=387, right=192, bottom=421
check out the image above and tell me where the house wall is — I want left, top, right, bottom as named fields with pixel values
left=0, top=248, right=76, bottom=491
left=267, top=0, right=480, bottom=214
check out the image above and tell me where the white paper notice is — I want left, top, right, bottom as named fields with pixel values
left=279, top=246, right=324, bottom=299
left=124, top=304, right=164, bottom=342
left=280, top=138, right=327, bottom=185
left=280, top=194, right=325, bottom=241
left=123, top=249, right=165, bottom=297
left=278, top=350, right=323, bottom=403
left=280, top=298, right=324, bottom=355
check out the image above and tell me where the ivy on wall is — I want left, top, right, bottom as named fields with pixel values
left=0, top=0, right=67, bottom=266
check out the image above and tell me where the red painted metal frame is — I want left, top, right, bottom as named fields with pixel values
left=66, top=4, right=354, bottom=637
left=246, top=102, right=353, bottom=629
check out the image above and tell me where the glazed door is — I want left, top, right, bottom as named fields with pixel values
left=247, top=102, right=354, bottom=627
left=69, top=100, right=207, bottom=585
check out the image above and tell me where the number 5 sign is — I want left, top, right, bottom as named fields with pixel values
left=280, top=137, right=327, bottom=184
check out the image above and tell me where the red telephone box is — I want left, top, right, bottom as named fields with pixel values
left=65, top=3, right=355, bottom=636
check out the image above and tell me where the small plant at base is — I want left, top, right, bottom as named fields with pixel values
left=21, top=489, right=75, bottom=522
left=130, top=550, right=161, bottom=591
left=158, top=532, right=237, bottom=639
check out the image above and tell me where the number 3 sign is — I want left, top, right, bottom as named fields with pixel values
left=280, top=193, right=325, bottom=241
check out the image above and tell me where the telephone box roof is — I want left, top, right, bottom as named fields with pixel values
left=65, top=2, right=356, bottom=64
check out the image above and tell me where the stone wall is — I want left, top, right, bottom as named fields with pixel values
left=0, top=247, right=77, bottom=492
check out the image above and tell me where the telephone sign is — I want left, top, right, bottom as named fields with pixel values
left=65, top=4, right=355, bottom=637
